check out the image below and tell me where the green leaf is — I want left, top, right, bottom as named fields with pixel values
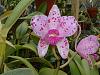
left=69, top=60, right=81, bottom=75
left=38, top=2, right=47, bottom=14
left=5, top=46, right=18, bottom=57
left=1, top=0, right=34, bottom=37
left=15, top=45, right=22, bottom=50
left=0, top=11, right=12, bottom=20
left=22, top=43, right=37, bottom=54
left=90, top=67, right=99, bottom=75
left=0, top=36, right=6, bottom=68
left=32, top=57, right=54, bottom=68
left=4, top=64, right=10, bottom=72
left=0, top=21, right=2, bottom=31
left=81, top=59, right=90, bottom=75
left=6, top=40, right=15, bottom=48
left=5, top=44, right=37, bottom=57
left=75, top=60, right=85, bottom=75
left=16, top=21, right=28, bottom=39
left=8, top=56, right=38, bottom=75
left=0, top=68, right=38, bottom=75
left=70, top=50, right=81, bottom=64
left=20, top=11, right=43, bottom=19
left=39, top=68, right=67, bottom=75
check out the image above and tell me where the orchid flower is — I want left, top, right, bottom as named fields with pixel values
left=76, top=35, right=100, bottom=64
left=31, top=5, right=78, bottom=59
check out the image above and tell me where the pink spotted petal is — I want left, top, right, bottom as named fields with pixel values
left=48, top=5, right=61, bottom=29
left=38, top=39, right=49, bottom=57
left=76, top=35, right=99, bottom=55
left=76, top=50, right=93, bottom=64
left=85, top=35, right=99, bottom=42
left=30, top=15, right=48, bottom=37
left=58, top=16, right=78, bottom=37
left=56, top=38, right=69, bottom=59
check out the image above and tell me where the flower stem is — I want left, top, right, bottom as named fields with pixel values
left=52, top=46, right=60, bottom=68
left=75, top=24, right=81, bottom=51
left=52, top=46, right=59, bottom=60
left=59, top=52, right=77, bottom=69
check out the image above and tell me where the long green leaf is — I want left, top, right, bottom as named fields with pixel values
left=8, top=56, right=38, bottom=75
left=0, top=68, right=37, bottom=75
left=16, top=21, right=28, bottom=39
left=8, top=57, right=54, bottom=69
left=82, top=59, right=90, bottom=75
left=20, top=11, right=43, bottom=19
left=32, top=57, right=54, bottom=68
left=39, top=68, right=67, bottom=75
left=90, top=67, right=99, bottom=75
left=0, top=21, right=6, bottom=71
left=22, top=44, right=37, bottom=54
left=69, top=60, right=81, bottom=75
left=70, top=50, right=81, bottom=64
left=75, top=60, right=85, bottom=75
left=1, top=0, right=34, bottom=37
left=5, top=44, right=37, bottom=57
left=6, top=40, right=15, bottom=49
left=4, top=64, right=10, bottom=72
left=0, top=36, right=6, bottom=71
left=0, top=21, right=2, bottom=31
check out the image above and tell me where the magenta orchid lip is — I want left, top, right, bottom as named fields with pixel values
left=31, top=5, right=78, bottom=59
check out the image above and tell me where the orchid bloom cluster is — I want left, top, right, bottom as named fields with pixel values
left=76, top=35, right=100, bottom=64
left=31, top=5, right=78, bottom=59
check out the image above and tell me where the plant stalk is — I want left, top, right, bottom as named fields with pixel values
left=52, top=46, right=60, bottom=68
